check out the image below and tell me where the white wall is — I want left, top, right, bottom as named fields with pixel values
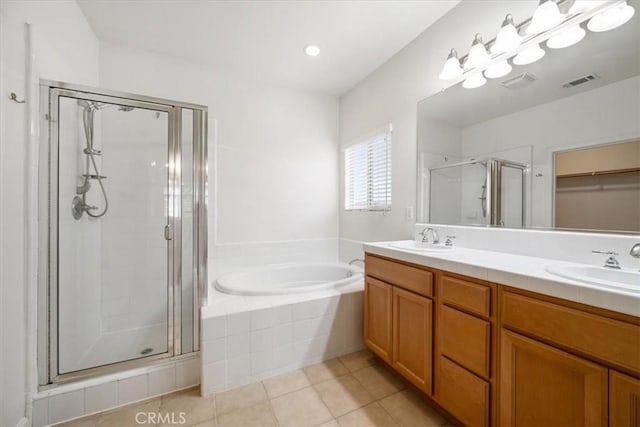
left=98, top=42, right=341, bottom=289
left=461, top=75, right=640, bottom=228
left=0, top=1, right=99, bottom=425
left=338, top=0, right=539, bottom=256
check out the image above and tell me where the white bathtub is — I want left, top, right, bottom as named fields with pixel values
left=215, top=262, right=363, bottom=296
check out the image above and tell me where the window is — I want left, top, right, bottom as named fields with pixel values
left=344, top=125, right=392, bottom=211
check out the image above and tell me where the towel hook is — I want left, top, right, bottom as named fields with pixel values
left=9, top=92, right=26, bottom=104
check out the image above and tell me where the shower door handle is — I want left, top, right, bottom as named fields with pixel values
left=164, top=224, right=172, bottom=240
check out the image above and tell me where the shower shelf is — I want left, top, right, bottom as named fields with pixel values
left=82, top=174, right=107, bottom=180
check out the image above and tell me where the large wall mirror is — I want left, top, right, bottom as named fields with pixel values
left=417, top=0, right=640, bottom=233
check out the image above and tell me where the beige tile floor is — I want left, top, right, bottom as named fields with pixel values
left=57, top=350, right=454, bottom=427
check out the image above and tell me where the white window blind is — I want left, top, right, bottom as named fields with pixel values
left=344, top=126, right=392, bottom=211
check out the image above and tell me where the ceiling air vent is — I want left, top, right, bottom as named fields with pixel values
left=562, top=74, right=599, bottom=88
left=501, top=73, right=537, bottom=90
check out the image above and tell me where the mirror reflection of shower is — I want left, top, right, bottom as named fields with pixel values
left=469, top=159, right=488, bottom=219
left=72, top=100, right=134, bottom=220
left=429, top=157, right=527, bottom=227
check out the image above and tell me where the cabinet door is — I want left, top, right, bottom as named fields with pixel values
left=364, top=276, right=393, bottom=362
left=499, top=330, right=608, bottom=426
left=610, top=370, right=640, bottom=427
left=392, top=286, right=433, bottom=393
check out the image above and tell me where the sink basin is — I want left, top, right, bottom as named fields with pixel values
left=388, top=240, right=454, bottom=252
left=545, top=264, right=640, bottom=292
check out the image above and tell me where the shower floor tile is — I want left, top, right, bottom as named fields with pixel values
left=53, top=350, right=454, bottom=427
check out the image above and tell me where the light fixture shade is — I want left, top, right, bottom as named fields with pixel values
left=462, top=74, right=487, bottom=89
left=465, top=34, right=490, bottom=69
left=513, top=44, right=546, bottom=65
left=484, top=60, right=513, bottom=79
left=526, top=0, right=565, bottom=34
left=491, top=14, right=523, bottom=54
left=439, top=49, right=463, bottom=80
left=547, top=25, right=586, bottom=48
left=568, top=0, right=606, bottom=15
left=587, top=1, right=635, bottom=32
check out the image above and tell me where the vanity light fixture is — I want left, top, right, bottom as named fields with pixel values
left=304, top=45, right=321, bottom=57
left=513, top=43, right=546, bottom=65
left=462, top=73, right=487, bottom=89
left=587, top=1, right=635, bottom=32
left=439, top=49, right=463, bottom=80
left=547, top=24, right=586, bottom=48
left=465, top=34, right=490, bottom=69
left=441, top=0, right=636, bottom=89
left=484, top=60, right=513, bottom=79
left=492, top=14, right=522, bottom=54
left=527, top=0, right=565, bottom=34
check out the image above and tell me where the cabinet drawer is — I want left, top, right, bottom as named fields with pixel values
left=365, top=254, right=433, bottom=297
left=502, top=291, right=640, bottom=373
left=440, top=305, right=490, bottom=378
left=441, top=275, right=490, bottom=317
left=437, top=356, right=489, bottom=427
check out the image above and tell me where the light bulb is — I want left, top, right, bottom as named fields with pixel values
left=568, top=0, right=606, bottom=15
left=465, top=34, right=490, bottom=70
left=462, top=74, right=487, bottom=89
left=513, top=44, right=546, bottom=65
left=439, top=49, right=463, bottom=80
left=484, top=60, right=513, bottom=79
left=587, top=1, right=635, bottom=32
left=304, top=45, right=320, bottom=57
left=547, top=25, right=586, bottom=48
left=527, top=0, right=565, bottom=34
left=492, top=14, right=523, bottom=54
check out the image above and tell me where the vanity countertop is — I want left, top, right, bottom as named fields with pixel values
left=363, top=242, right=640, bottom=317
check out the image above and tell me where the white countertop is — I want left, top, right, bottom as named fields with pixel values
left=363, top=241, right=640, bottom=317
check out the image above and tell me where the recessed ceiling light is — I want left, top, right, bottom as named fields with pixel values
left=304, top=45, right=320, bottom=57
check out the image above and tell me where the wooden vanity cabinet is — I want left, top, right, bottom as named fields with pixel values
left=364, top=254, right=434, bottom=393
left=499, top=287, right=640, bottom=427
left=363, top=252, right=640, bottom=427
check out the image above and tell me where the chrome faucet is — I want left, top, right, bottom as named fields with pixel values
left=420, top=227, right=440, bottom=244
left=592, top=250, right=621, bottom=269
left=348, top=258, right=364, bottom=266
left=631, top=243, right=640, bottom=271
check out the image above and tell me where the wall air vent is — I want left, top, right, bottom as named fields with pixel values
left=500, top=73, right=537, bottom=90
left=562, top=74, right=599, bottom=88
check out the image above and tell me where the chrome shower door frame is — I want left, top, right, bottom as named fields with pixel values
left=38, top=80, right=208, bottom=386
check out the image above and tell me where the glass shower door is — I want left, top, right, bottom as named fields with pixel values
left=54, top=92, right=174, bottom=376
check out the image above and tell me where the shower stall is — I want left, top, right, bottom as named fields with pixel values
left=37, top=81, right=208, bottom=384
left=429, top=158, right=527, bottom=227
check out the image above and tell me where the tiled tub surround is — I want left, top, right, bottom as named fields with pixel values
left=201, top=282, right=365, bottom=395
left=362, top=224, right=640, bottom=316
left=31, top=356, right=200, bottom=426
